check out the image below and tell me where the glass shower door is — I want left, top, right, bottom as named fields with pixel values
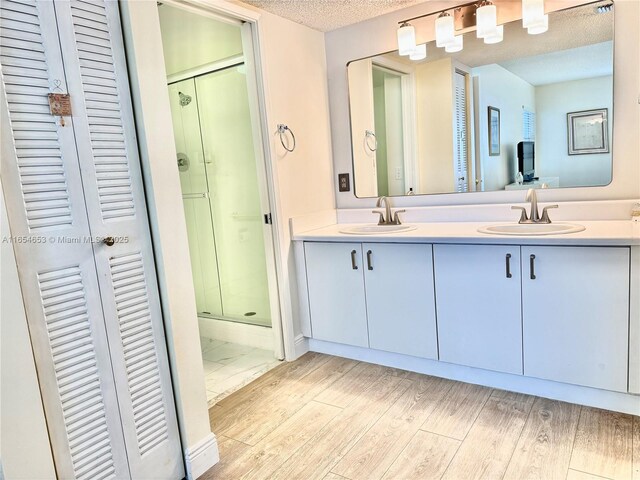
left=168, top=78, right=224, bottom=318
left=196, top=65, right=271, bottom=326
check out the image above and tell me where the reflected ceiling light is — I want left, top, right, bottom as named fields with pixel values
left=397, top=22, right=416, bottom=56
left=522, top=0, right=548, bottom=34
left=435, top=12, right=455, bottom=47
left=526, top=13, right=548, bottom=34
left=476, top=1, right=498, bottom=39
left=409, top=43, right=427, bottom=61
left=445, top=35, right=463, bottom=53
left=483, top=25, right=503, bottom=44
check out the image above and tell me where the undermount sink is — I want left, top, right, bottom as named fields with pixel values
left=340, top=224, right=417, bottom=235
left=478, top=223, right=585, bottom=236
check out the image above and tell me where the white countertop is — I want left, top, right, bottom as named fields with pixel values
left=293, top=220, right=640, bottom=245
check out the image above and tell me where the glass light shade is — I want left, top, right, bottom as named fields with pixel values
left=476, top=3, right=497, bottom=38
left=397, top=23, right=416, bottom=56
left=409, top=43, right=427, bottom=61
left=483, top=25, right=504, bottom=44
left=445, top=34, right=463, bottom=53
left=435, top=14, right=455, bottom=48
left=522, top=0, right=545, bottom=28
left=527, top=14, right=548, bottom=34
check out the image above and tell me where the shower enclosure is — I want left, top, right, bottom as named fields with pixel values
left=168, top=60, right=271, bottom=327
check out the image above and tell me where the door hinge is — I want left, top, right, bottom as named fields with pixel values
left=264, top=213, right=272, bottom=225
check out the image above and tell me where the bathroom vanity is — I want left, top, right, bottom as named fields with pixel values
left=292, top=218, right=640, bottom=415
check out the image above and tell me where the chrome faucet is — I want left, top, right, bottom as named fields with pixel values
left=373, top=196, right=405, bottom=225
left=511, top=188, right=558, bottom=224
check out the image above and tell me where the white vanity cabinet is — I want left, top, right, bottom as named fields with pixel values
left=304, top=243, right=369, bottom=347
left=522, top=246, right=630, bottom=392
left=364, top=243, right=437, bottom=359
left=433, top=245, right=523, bottom=374
left=304, top=242, right=438, bottom=358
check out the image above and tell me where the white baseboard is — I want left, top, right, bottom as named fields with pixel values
left=309, top=339, right=640, bottom=416
left=185, top=432, right=219, bottom=480
left=293, top=334, right=309, bottom=360
left=198, top=316, right=274, bottom=350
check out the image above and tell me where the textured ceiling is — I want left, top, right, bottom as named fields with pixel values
left=237, top=0, right=432, bottom=32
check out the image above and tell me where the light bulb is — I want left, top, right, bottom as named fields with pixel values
left=527, top=14, right=548, bottom=34
left=397, top=23, right=416, bottom=56
left=445, top=35, right=463, bottom=53
left=484, top=25, right=504, bottom=44
left=435, top=13, right=455, bottom=48
left=522, top=0, right=545, bottom=28
left=409, top=43, right=427, bottom=61
left=476, top=2, right=498, bottom=38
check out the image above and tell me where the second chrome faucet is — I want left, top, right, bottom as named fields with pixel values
left=512, top=188, right=558, bottom=224
left=373, top=196, right=405, bottom=225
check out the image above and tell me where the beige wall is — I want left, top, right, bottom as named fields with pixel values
left=254, top=7, right=336, bottom=342
left=326, top=0, right=640, bottom=208
left=416, top=57, right=455, bottom=194
left=0, top=182, right=56, bottom=480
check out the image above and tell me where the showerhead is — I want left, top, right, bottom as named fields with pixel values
left=178, top=91, right=192, bottom=106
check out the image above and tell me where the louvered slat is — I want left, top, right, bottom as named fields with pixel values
left=0, top=0, right=73, bottom=231
left=108, top=252, right=168, bottom=456
left=37, top=266, right=117, bottom=480
left=69, top=0, right=135, bottom=222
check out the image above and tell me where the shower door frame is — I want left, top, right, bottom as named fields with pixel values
left=157, top=0, right=287, bottom=360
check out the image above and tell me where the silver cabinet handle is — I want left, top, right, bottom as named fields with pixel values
left=505, top=253, right=512, bottom=278
left=530, top=254, right=536, bottom=280
left=351, top=250, right=358, bottom=270
left=367, top=250, right=373, bottom=270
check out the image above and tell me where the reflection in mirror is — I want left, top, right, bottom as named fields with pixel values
left=347, top=1, right=614, bottom=198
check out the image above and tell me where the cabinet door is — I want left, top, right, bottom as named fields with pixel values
left=305, top=242, right=369, bottom=347
left=434, top=244, right=523, bottom=374
left=522, top=246, right=629, bottom=392
left=364, top=243, right=437, bottom=359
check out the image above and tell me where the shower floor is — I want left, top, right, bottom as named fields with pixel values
left=200, top=337, right=281, bottom=406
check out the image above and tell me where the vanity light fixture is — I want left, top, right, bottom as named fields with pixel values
left=397, top=0, right=553, bottom=57
left=435, top=11, right=464, bottom=53
left=435, top=12, right=455, bottom=47
left=522, top=0, right=548, bottom=34
left=397, top=22, right=416, bottom=56
left=476, top=1, right=502, bottom=43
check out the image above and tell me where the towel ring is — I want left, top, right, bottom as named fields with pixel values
left=277, top=124, right=296, bottom=152
left=365, top=130, right=377, bottom=152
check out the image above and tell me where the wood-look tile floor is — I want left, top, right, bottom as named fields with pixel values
left=200, top=352, right=640, bottom=480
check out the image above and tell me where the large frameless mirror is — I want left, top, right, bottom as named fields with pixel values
left=347, top=1, right=614, bottom=198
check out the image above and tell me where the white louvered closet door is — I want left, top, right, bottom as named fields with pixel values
left=52, top=1, right=184, bottom=478
left=0, top=1, right=131, bottom=478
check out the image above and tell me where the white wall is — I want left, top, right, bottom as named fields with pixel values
left=0, top=183, right=56, bottom=480
left=535, top=75, right=613, bottom=187
left=473, top=64, right=536, bottom=191
left=325, top=0, right=640, bottom=208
